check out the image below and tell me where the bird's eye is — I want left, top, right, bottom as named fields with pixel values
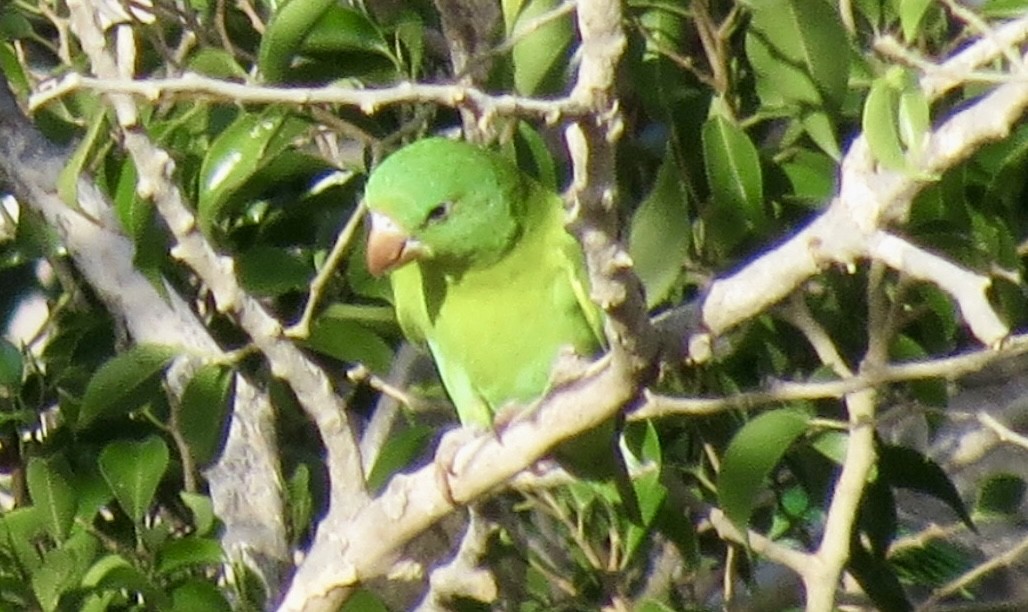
left=426, top=201, right=452, bottom=224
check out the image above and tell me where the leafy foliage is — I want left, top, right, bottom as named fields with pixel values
left=1, top=0, right=1027, bottom=609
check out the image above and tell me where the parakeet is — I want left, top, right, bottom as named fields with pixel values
left=364, top=137, right=640, bottom=521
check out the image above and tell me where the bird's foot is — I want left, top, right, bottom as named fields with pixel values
left=434, top=426, right=482, bottom=507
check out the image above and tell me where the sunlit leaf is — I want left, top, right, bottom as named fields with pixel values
left=196, top=109, right=310, bottom=237
left=702, top=113, right=765, bottom=228
left=26, top=455, right=77, bottom=542
left=718, top=408, right=811, bottom=532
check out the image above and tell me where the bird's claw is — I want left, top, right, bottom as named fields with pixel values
left=434, top=426, right=480, bottom=507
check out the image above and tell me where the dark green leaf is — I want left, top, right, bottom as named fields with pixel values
left=975, top=473, right=1026, bottom=516
left=178, top=363, right=234, bottom=467
left=156, top=537, right=224, bottom=575
left=890, top=335, right=946, bottom=406
left=304, top=310, right=394, bottom=373
left=878, top=444, right=975, bottom=531
left=629, top=147, right=690, bottom=308
left=258, top=0, right=337, bottom=82
left=237, top=246, right=315, bottom=296
left=718, top=408, right=811, bottom=532
left=81, top=554, right=169, bottom=609
left=0, top=338, right=21, bottom=387
left=77, top=344, right=176, bottom=429
left=98, top=436, right=170, bottom=523
left=196, top=109, right=310, bottom=237
left=26, top=455, right=77, bottom=542
left=860, top=473, right=897, bottom=557
left=171, top=579, right=232, bottom=612
left=848, top=537, right=913, bottom=612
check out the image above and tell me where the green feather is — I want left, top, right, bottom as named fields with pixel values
left=365, top=137, right=640, bottom=521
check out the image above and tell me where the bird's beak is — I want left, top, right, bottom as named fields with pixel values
left=366, top=212, right=425, bottom=276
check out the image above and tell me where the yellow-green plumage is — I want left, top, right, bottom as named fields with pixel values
left=365, top=137, right=638, bottom=520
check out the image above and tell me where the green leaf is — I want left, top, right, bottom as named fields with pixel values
left=863, top=76, right=907, bottom=171
left=237, top=246, right=315, bottom=296
left=259, top=1, right=391, bottom=82
left=393, top=13, right=425, bottom=77
left=81, top=554, right=169, bottom=609
left=975, top=473, right=1026, bottom=516
left=171, top=579, right=232, bottom=612
left=623, top=421, right=667, bottom=561
left=718, top=408, right=811, bottom=532
left=702, top=113, right=765, bottom=228
left=299, top=6, right=391, bottom=58
left=878, top=444, right=974, bottom=531
left=890, top=334, right=946, bottom=406
left=186, top=48, right=248, bottom=80
left=629, top=147, right=691, bottom=308
left=900, top=0, right=933, bottom=40
left=0, top=507, right=45, bottom=572
left=196, top=109, right=310, bottom=237
left=366, top=425, right=434, bottom=493
left=503, top=0, right=575, bottom=95
left=180, top=492, right=217, bottom=536
left=32, top=547, right=78, bottom=612
left=339, top=589, right=389, bottom=612
left=747, top=0, right=849, bottom=109
left=0, top=338, right=22, bottom=387
left=745, top=0, right=847, bottom=155
left=781, top=149, right=836, bottom=206
left=287, top=463, right=313, bottom=541
left=510, top=122, right=558, bottom=191
left=848, top=537, right=913, bottom=612
left=897, top=88, right=930, bottom=157
left=891, top=537, right=973, bottom=588
left=303, top=309, right=394, bottom=373
left=77, top=344, right=176, bottom=429
left=57, top=105, right=107, bottom=208
left=98, top=436, right=170, bottom=524
left=178, top=363, right=234, bottom=467
left=0, top=11, right=33, bottom=39
left=156, top=537, right=224, bottom=575
left=25, top=455, right=77, bottom=542
left=982, top=0, right=1028, bottom=17
left=258, top=0, right=336, bottom=82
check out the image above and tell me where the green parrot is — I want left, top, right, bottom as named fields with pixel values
left=364, top=137, right=640, bottom=521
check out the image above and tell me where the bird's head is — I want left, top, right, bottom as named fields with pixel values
left=364, top=138, right=526, bottom=277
